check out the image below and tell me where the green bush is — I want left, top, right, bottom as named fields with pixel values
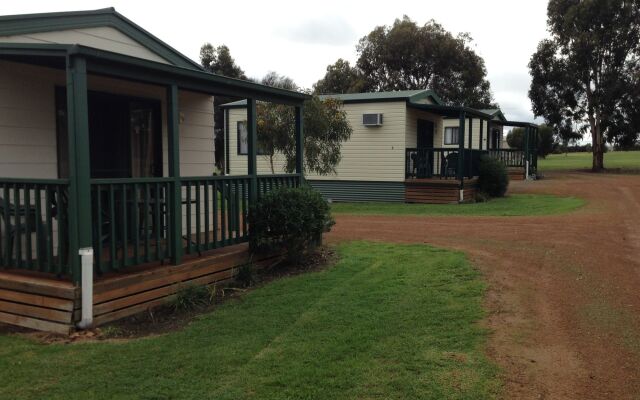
left=250, top=186, right=334, bottom=263
left=171, top=284, right=211, bottom=312
left=478, top=156, right=509, bottom=198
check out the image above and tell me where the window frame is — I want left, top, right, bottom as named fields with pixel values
left=236, top=120, right=269, bottom=156
left=444, top=127, right=460, bottom=145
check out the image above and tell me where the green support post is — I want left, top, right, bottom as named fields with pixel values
left=247, top=98, right=258, bottom=202
left=66, top=55, right=92, bottom=284
left=524, top=126, right=530, bottom=178
left=295, top=104, right=304, bottom=185
left=457, top=111, right=466, bottom=184
left=479, top=118, right=484, bottom=151
left=468, top=117, right=473, bottom=149
left=487, top=120, right=492, bottom=149
left=167, top=84, right=182, bottom=265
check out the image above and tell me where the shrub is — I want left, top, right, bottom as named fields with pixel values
left=171, top=284, right=211, bottom=312
left=235, top=263, right=255, bottom=288
left=250, top=186, right=334, bottom=263
left=478, top=156, right=509, bottom=198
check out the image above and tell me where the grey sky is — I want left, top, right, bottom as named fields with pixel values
left=2, top=0, right=550, bottom=122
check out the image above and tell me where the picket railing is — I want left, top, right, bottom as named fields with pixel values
left=0, top=179, right=70, bottom=275
left=90, top=178, right=174, bottom=273
left=487, top=149, right=525, bottom=167
left=2, top=173, right=302, bottom=277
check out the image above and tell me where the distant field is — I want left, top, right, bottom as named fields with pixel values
left=539, top=151, right=640, bottom=171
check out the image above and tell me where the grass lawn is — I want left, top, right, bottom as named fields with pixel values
left=0, top=241, right=500, bottom=400
left=331, top=194, right=584, bottom=217
left=539, top=151, right=640, bottom=171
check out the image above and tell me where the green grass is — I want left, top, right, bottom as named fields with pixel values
left=331, top=194, right=584, bottom=217
left=539, top=151, right=640, bottom=171
left=0, top=242, right=500, bottom=400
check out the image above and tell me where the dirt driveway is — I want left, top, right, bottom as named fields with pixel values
left=327, top=172, right=640, bottom=399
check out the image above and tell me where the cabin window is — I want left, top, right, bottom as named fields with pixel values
left=237, top=121, right=268, bottom=155
left=444, top=127, right=459, bottom=145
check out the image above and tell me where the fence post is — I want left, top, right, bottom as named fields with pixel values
left=247, top=98, right=258, bottom=203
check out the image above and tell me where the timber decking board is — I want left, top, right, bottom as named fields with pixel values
left=0, top=288, right=74, bottom=311
left=0, top=299, right=72, bottom=323
left=0, top=271, right=76, bottom=299
left=0, top=242, right=281, bottom=332
left=0, top=311, right=71, bottom=335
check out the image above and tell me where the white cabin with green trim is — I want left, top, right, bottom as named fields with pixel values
left=222, top=91, right=534, bottom=203
left=0, top=8, right=307, bottom=333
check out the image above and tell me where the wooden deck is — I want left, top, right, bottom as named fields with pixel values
left=0, top=243, right=278, bottom=334
left=508, top=167, right=526, bottom=181
left=404, top=178, right=479, bottom=204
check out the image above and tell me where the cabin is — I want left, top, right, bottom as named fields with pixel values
left=222, top=90, right=539, bottom=204
left=0, top=8, right=307, bottom=333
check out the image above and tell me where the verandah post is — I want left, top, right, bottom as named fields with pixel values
left=457, top=111, right=466, bottom=200
left=247, top=98, right=258, bottom=202
left=65, top=55, right=92, bottom=285
left=167, top=84, right=182, bottom=265
left=295, top=104, right=304, bottom=186
left=524, top=126, right=530, bottom=178
left=479, top=118, right=484, bottom=151
left=467, top=117, right=473, bottom=179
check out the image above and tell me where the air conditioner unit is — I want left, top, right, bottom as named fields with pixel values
left=363, top=113, right=383, bottom=126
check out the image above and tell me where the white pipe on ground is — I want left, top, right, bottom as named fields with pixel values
left=77, top=247, right=94, bottom=329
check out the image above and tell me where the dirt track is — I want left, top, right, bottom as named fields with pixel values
left=327, top=172, right=640, bottom=399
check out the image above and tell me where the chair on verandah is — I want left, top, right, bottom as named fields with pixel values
left=440, top=152, right=458, bottom=179
left=0, top=196, right=46, bottom=267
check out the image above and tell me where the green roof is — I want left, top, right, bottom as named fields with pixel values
left=0, top=8, right=203, bottom=70
left=478, top=108, right=507, bottom=121
left=221, top=89, right=443, bottom=108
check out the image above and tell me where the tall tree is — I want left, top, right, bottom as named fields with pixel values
left=200, top=44, right=246, bottom=79
left=200, top=44, right=247, bottom=171
left=313, top=16, right=496, bottom=108
left=313, top=59, right=367, bottom=94
left=260, top=71, right=298, bottom=91
left=529, top=0, right=640, bottom=171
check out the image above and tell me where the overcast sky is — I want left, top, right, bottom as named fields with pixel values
left=2, top=0, right=550, bottom=122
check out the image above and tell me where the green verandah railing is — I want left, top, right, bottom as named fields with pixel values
left=0, top=174, right=301, bottom=278
left=0, top=178, right=70, bottom=275
left=91, top=174, right=301, bottom=274
left=405, top=148, right=528, bottom=180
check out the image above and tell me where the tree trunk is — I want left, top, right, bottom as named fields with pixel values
left=591, top=124, right=604, bottom=172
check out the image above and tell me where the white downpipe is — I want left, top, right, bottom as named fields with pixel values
left=77, top=247, right=94, bottom=329
left=459, top=189, right=464, bottom=202
left=525, top=160, right=530, bottom=180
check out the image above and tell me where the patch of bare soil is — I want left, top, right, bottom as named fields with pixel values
left=327, top=172, right=640, bottom=399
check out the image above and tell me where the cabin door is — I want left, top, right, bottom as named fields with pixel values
left=416, top=119, right=434, bottom=178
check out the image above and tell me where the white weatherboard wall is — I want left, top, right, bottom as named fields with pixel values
left=227, top=101, right=408, bottom=182
left=0, top=61, right=216, bottom=244
left=0, top=61, right=215, bottom=179
left=0, top=26, right=170, bottom=64
left=441, top=118, right=489, bottom=149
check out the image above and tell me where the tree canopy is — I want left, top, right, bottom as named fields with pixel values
left=200, top=44, right=246, bottom=79
left=200, top=43, right=247, bottom=171
left=256, top=95, right=353, bottom=175
left=528, top=0, right=640, bottom=171
left=313, top=16, right=496, bottom=108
